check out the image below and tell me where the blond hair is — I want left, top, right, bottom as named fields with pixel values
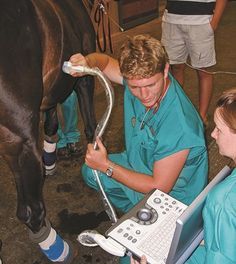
left=118, top=34, right=169, bottom=79
left=217, top=88, right=236, bottom=133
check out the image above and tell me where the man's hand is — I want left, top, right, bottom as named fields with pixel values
left=85, top=137, right=109, bottom=172
left=68, top=53, right=88, bottom=77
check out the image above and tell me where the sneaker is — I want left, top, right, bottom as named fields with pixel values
left=57, top=146, right=71, bottom=160
left=67, top=142, right=84, bottom=156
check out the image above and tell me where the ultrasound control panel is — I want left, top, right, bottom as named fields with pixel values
left=106, top=189, right=187, bottom=263
left=127, top=189, right=186, bottom=226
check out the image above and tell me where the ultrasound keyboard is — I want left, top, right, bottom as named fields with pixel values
left=137, top=212, right=177, bottom=262
left=107, top=189, right=187, bottom=264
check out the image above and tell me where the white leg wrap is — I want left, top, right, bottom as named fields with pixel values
left=43, top=140, right=56, bottom=153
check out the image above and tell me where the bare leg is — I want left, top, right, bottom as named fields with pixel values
left=171, top=63, right=186, bottom=86
left=197, top=69, right=213, bottom=124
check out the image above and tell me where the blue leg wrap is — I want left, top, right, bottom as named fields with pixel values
left=29, top=219, right=74, bottom=263
left=42, top=150, right=57, bottom=166
left=41, top=234, right=70, bottom=262
left=43, top=140, right=57, bottom=175
left=43, top=150, right=57, bottom=176
left=41, top=235, right=71, bottom=263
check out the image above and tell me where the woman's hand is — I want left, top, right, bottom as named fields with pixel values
left=85, top=137, right=109, bottom=172
left=68, top=53, right=88, bottom=77
left=130, top=255, right=147, bottom=264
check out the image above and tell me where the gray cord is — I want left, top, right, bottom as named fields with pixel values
left=63, top=62, right=118, bottom=223
left=184, top=62, right=236, bottom=75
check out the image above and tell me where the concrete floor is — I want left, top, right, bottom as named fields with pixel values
left=0, top=1, right=236, bottom=263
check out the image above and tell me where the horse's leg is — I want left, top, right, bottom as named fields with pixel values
left=42, top=107, right=77, bottom=260
left=42, top=107, right=58, bottom=176
left=40, top=108, right=78, bottom=263
left=0, top=108, right=47, bottom=233
left=1, top=117, right=74, bottom=263
left=2, top=128, right=45, bottom=232
left=62, top=0, right=97, bottom=142
left=75, top=76, right=97, bottom=143
left=0, top=0, right=46, bottom=234
left=28, top=109, right=76, bottom=262
left=0, top=1, right=74, bottom=261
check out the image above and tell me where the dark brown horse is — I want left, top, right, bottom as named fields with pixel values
left=0, top=0, right=96, bottom=262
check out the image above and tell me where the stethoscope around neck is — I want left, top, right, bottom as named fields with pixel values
left=139, top=77, right=169, bottom=130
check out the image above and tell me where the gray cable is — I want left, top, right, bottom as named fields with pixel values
left=63, top=62, right=118, bottom=223
left=184, top=62, right=236, bottom=75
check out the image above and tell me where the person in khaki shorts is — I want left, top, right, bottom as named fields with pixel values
left=161, top=0, right=227, bottom=126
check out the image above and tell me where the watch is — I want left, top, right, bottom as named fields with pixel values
left=106, top=163, right=114, bottom=177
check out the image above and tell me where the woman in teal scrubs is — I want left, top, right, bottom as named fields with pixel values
left=186, top=89, right=236, bottom=264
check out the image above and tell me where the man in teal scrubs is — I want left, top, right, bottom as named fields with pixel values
left=68, top=34, right=208, bottom=263
left=69, top=34, right=208, bottom=209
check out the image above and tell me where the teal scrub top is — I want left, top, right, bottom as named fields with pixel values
left=122, top=73, right=208, bottom=205
left=186, top=168, right=236, bottom=264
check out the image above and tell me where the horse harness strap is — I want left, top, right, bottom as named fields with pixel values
left=94, top=0, right=113, bottom=53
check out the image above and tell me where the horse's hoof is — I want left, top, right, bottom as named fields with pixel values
left=67, top=142, right=84, bottom=157
left=44, top=166, right=57, bottom=176
left=57, top=147, right=71, bottom=160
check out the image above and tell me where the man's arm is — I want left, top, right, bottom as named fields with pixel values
left=86, top=137, right=190, bottom=194
left=108, top=149, right=190, bottom=193
left=69, top=52, right=123, bottom=85
left=210, top=0, right=228, bottom=31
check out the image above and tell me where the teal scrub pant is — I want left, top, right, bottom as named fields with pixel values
left=82, top=152, right=145, bottom=214
left=185, top=246, right=206, bottom=264
left=119, top=255, right=131, bottom=264
left=57, top=91, right=80, bottom=148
